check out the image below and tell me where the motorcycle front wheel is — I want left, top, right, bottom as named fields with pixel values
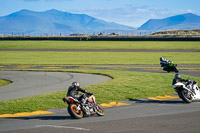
left=68, top=103, right=83, bottom=119
left=178, top=90, right=192, bottom=103
left=95, top=104, right=105, bottom=116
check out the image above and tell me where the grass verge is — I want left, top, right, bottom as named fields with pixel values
left=0, top=51, right=199, bottom=65
left=0, top=79, right=11, bottom=87
left=0, top=69, right=199, bottom=115
left=0, top=41, right=200, bottom=49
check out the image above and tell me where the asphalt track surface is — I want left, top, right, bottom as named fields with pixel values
left=0, top=71, right=112, bottom=101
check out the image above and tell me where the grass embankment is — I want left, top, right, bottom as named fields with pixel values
left=0, top=41, right=200, bottom=49
left=0, top=79, right=10, bottom=87
left=0, top=69, right=199, bottom=115
left=0, top=52, right=199, bottom=65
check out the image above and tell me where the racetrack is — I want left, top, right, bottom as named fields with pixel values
left=1, top=97, right=200, bottom=133
left=0, top=41, right=200, bottom=132
left=0, top=68, right=200, bottom=133
left=0, top=71, right=111, bottom=101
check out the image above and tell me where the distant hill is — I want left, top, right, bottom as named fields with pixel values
left=150, top=29, right=200, bottom=37
left=0, top=9, right=135, bottom=35
left=138, top=13, right=200, bottom=32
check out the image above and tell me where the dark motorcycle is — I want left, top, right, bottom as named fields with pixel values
left=162, top=64, right=179, bottom=73
left=62, top=94, right=104, bottom=119
left=160, top=57, right=179, bottom=73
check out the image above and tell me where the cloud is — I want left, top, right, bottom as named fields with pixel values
left=21, top=0, right=200, bottom=27
left=68, top=5, right=200, bottom=28
left=68, top=6, right=171, bottom=27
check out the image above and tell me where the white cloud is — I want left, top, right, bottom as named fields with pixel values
left=70, top=5, right=200, bottom=27
left=68, top=6, right=175, bottom=27
left=22, top=1, right=200, bottom=27
left=185, top=9, right=194, bottom=13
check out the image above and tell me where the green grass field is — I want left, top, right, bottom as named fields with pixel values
left=0, top=51, right=199, bottom=65
left=0, top=79, right=10, bottom=87
left=0, top=41, right=200, bottom=49
left=0, top=40, right=200, bottom=114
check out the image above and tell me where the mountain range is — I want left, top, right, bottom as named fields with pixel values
left=0, top=9, right=200, bottom=35
left=0, top=9, right=135, bottom=35
left=138, top=13, right=200, bottom=32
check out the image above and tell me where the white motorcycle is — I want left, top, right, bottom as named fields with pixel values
left=173, top=80, right=200, bottom=103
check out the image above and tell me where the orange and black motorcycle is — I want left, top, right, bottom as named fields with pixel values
left=62, top=94, right=104, bottom=119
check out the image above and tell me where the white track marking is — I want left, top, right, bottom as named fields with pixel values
left=35, top=125, right=90, bottom=131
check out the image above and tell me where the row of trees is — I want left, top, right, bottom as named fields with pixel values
left=2, top=30, right=200, bottom=37
left=0, top=31, right=153, bottom=37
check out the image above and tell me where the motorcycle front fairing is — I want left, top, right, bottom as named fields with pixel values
left=173, top=82, right=194, bottom=94
left=173, top=82, right=200, bottom=101
left=173, top=82, right=184, bottom=91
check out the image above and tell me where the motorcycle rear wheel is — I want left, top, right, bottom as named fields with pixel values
left=174, top=67, right=179, bottom=73
left=95, top=104, right=104, bottom=116
left=178, top=90, right=192, bottom=103
left=68, top=103, right=83, bottom=119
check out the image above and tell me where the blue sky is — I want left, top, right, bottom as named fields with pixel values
left=1, top=0, right=200, bottom=27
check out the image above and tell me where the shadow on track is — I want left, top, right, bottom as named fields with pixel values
left=128, top=98, right=185, bottom=104
left=5, top=115, right=72, bottom=120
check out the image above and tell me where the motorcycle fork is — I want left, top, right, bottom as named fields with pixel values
left=75, top=103, right=81, bottom=111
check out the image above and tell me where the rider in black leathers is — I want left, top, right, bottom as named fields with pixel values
left=172, top=74, right=187, bottom=85
left=67, top=82, right=92, bottom=103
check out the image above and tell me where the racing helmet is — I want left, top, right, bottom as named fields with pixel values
left=72, top=82, right=80, bottom=87
left=174, top=74, right=181, bottom=79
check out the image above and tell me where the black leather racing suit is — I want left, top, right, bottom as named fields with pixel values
left=172, top=78, right=187, bottom=85
left=67, top=86, right=89, bottom=101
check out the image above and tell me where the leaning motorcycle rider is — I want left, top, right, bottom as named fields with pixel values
left=172, top=74, right=187, bottom=86
left=67, top=82, right=93, bottom=104
left=160, top=57, right=173, bottom=67
left=160, top=57, right=170, bottom=65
